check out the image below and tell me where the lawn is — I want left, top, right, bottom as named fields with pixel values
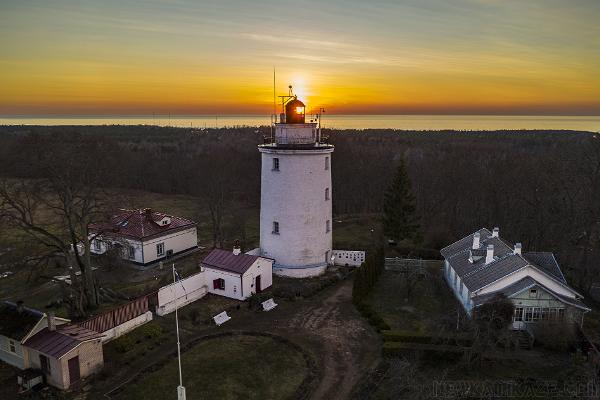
left=368, top=265, right=457, bottom=333
left=116, top=334, right=309, bottom=400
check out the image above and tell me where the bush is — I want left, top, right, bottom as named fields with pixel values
left=113, top=335, right=136, bottom=353
left=139, top=322, right=163, bottom=340
left=532, top=322, right=578, bottom=352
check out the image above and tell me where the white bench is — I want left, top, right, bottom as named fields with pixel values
left=213, top=311, right=231, bottom=326
left=262, top=298, right=278, bottom=312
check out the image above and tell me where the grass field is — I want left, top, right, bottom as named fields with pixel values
left=116, top=334, right=308, bottom=400
left=368, top=265, right=456, bottom=333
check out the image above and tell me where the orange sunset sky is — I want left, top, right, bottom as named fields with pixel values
left=1, top=0, right=599, bottom=116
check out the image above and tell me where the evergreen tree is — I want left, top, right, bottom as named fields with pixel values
left=383, top=159, right=421, bottom=244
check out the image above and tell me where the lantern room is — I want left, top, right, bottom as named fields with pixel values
left=285, top=98, right=305, bottom=124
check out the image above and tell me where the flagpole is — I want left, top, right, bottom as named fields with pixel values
left=173, top=263, right=186, bottom=400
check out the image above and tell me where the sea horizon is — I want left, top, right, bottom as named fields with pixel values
left=1, top=114, right=599, bottom=132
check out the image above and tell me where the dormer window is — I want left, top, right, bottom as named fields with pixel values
left=158, top=216, right=172, bottom=226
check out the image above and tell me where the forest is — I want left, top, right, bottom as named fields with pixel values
left=0, top=125, right=598, bottom=296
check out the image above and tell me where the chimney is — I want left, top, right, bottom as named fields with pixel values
left=492, top=227, right=499, bottom=238
left=232, top=239, right=241, bottom=256
left=485, top=244, right=495, bottom=264
left=472, top=232, right=481, bottom=249
left=47, top=312, right=56, bottom=332
left=16, top=300, right=24, bottom=313
left=514, top=243, right=522, bottom=255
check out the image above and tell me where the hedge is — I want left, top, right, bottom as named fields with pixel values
left=381, top=330, right=474, bottom=347
left=355, top=302, right=391, bottom=332
left=382, top=341, right=465, bottom=360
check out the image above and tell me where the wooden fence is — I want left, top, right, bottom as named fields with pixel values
left=78, top=294, right=154, bottom=333
left=384, top=257, right=442, bottom=273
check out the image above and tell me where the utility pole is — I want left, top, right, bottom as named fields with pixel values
left=172, top=264, right=186, bottom=400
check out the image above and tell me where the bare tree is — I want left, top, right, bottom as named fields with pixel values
left=0, top=135, right=114, bottom=316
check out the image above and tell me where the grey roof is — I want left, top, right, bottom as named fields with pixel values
left=440, top=228, right=491, bottom=259
left=441, top=228, right=579, bottom=295
left=523, top=252, right=566, bottom=284
left=472, top=276, right=590, bottom=311
left=472, top=277, right=536, bottom=307
left=0, top=301, right=44, bottom=340
left=462, top=255, right=529, bottom=292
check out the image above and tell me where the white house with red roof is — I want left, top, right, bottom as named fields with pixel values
left=200, top=247, right=273, bottom=300
left=88, top=208, right=198, bottom=267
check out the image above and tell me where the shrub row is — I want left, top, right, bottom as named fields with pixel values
left=381, top=330, right=473, bottom=346
left=355, top=302, right=390, bottom=332
left=382, top=341, right=464, bottom=361
left=352, top=247, right=385, bottom=304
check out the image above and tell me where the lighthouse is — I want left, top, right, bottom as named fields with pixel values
left=258, top=87, right=334, bottom=278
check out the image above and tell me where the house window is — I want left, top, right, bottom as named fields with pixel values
left=156, top=242, right=165, bottom=257
left=93, top=240, right=101, bottom=252
left=325, top=156, right=329, bottom=170
left=326, top=220, right=331, bottom=233
left=272, top=221, right=279, bottom=234
left=325, top=188, right=330, bottom=200
left=127, top=246, right=135, bottom=259
left=272, top=158, right=279, bottom=171
left=513, top=307, right=523, bottom=321
left=40, top=354, right=51, bottom=375
left=529, top=289, right=537, bottom=298
left=213, top=278, right=225, bottom=290
left=8, top=340, right=16, bottom=353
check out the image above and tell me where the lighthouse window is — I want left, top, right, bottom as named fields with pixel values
left=325, top=157, right=329, bottom=170
left=325, top=188, right=330, bottom=200
left=272, top=221, right=280, bottom=234
left=272, top=158, right=280, bottom=171
left=326, top=220, right=331, bottom=233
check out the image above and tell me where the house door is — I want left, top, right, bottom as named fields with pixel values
left=255, top=275, right=262, bottom=293
left=68, top=356, right=80, bottom=385
left=512, top=307, right=525, bottom=330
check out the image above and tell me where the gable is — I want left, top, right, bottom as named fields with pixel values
left=476, top=265, right=580, bottom=299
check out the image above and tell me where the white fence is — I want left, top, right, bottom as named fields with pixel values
left=156, top=271, right=208, bottom=316
left=332, top=250, right=366, bottom=267
left=101, top=311, right=153, bottom=343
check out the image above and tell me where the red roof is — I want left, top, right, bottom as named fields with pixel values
left=24, top=324, right=103, bottom=359
left=201, top=249, right=260, bottom=275
left=89, top=208, right=196, bottom=240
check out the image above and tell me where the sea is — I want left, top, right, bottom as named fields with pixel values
left=1, top=115, right=599, bottom=132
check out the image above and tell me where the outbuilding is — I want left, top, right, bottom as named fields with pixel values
left=24, top=319, right=104, bottom=390
left=200, top=247, right=273, bottom=300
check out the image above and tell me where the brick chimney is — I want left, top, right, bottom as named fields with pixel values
left=485, top=244, right=495, bottom=264
left=47, top=312, right=56, bottom=332
left=472, top=232, right=480, bottom=249
left=514, top=243, right=522, bottom=255
left=492, top=227, right=500, bottom=238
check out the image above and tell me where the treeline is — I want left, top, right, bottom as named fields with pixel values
left=0, top=125, right=598, bottom=293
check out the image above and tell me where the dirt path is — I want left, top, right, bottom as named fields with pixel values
left=281, top=280, right=380, bottom=400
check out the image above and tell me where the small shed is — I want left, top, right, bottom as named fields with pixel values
left=24, top=321, right=104, bottom=390
left=201, top=247, right=273, bottom=300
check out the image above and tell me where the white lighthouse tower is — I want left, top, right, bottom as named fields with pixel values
left=259, top=87, right=334, bottom=278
